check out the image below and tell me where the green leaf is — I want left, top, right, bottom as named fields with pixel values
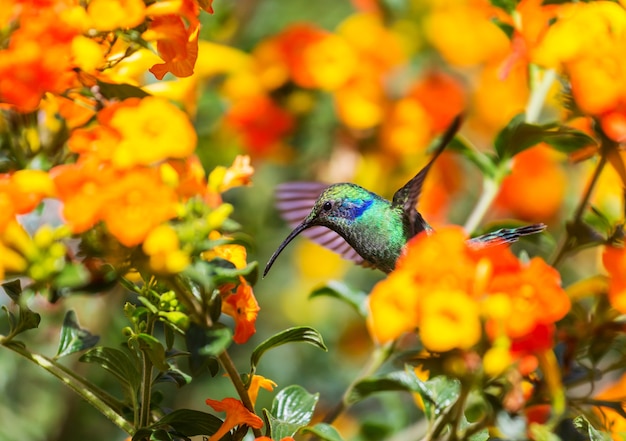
left=198, top=326, right=232, bottom=356
left=448, top=137, right=498, bottom=179
left=489, top=0, right=517, bottom=14
left=154, top=367, right=192, bottom=388
left=494, top=114, right=596, bottom=159
left=250, top=327, right=327, bottom=373
left=2, top=281, right=41, bottom=338
left=96, top=80, right=150, bottom=100
left=55, top=310, right=100, bottom=359
left=2, top=279, right=23, bottom=303
left=302, top=423, right=345, bottom=441
left=152, top=409, right=228, bottom=438
left=185, top=323, right=221, bottom=377
left=573, top=415, right=613, bottom=441
left=53, top=263, right=91, bottom=289
left=348, top=370, right=421, bottom=404
left=264, top=385, right=319, bottom=440
left=410, top=373, right=461, bottom=420
left=80, top=346, right=142, bottom=393
left=309, top=281, right=368, bottom=317
left=136, top=333, right=170, bottom=371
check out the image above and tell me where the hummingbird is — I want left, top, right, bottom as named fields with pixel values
left=264, top=116, right=545, bottom=276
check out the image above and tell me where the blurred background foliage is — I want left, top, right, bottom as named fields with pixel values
left=1, top=0, right=625, bottom=440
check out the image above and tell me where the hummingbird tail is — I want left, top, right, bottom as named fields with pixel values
left=468, top=223, right=547, bottom=248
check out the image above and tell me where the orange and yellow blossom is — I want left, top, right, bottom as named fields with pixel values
left=143, top=224, right=190, bottom=274
left=594, top=372, right=626, bottom=439
left=368, top=226, right=570, bottom=360
left=0, top=4, right=82, bottom=111
left=530, top=2, right=626, bottom=141
left=496, top=144, right=566, bottom=222
left=603, top=245, right=626, bottom=313
left=248, top=375, right=277, bottom=407
left=51, top=160, right=179, bottom=247
left=220, top=278, right=260, bottom=344
left=69, top=97, right=197, bottom=169
left=205, top=397, right=263, bottom=441
left=0, top=170, right=56, bottom=232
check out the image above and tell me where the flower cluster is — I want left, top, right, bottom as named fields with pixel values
left=368, top=227, right=570, bottom=375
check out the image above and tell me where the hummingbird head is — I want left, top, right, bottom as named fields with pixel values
left=264, top=183, right=376, bottom=276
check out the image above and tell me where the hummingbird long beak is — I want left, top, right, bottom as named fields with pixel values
left=264, top=221, right=310, bottom=277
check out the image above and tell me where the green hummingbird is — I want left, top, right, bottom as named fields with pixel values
left=264, top=116, right=545, bottom=276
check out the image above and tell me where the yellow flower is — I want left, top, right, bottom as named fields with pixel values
left=143, top=224, right=190, bottom=274
left=248, top=375, right=277, bottom=406
left=204, top=231, right=248, bottom=269
left=107, top=97, right=197, bottom=169
left=87, top=0, right=146, bottom=31
left=367, top=271, right=420, bottom=344
left=419, top=290, right=481, bottom=352
left=425, top=2, right=509, bottom=66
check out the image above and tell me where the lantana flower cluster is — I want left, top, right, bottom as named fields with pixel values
left=368, top=226, right=571, bottom=375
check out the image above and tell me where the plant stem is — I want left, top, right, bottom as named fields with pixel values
left=550, top=150, right=608, bottom=267
left=321, top=340, right=395, bottom=425
left=218, top=350, right=263, bottom=438
left=1, top=341, right=134, bottom=434
left=139, top=319, right=156, bottom=428
left=525, top=67, right=557, bottom=124
left=464, top=177, right=500, bottom=234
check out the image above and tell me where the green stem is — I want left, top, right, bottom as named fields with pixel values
left=550, top=151, right=608, bottom=267
left=139, top=319, right=156, bottom=428
left=1, top=340, right=134, bottom=434
left=525, top=67, right=557, bottom=124
left=322, top=340, right=395, bottom=425
left=218, top=350, right=263, bottom=438
left=464, top=177, right=500, bottom=234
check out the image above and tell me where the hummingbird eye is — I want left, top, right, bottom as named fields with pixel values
left=322, top=201, right=332, bottom=211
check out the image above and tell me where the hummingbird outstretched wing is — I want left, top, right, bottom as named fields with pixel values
left=391, top=115, right=462, bottom=235
left=275, top=182, right=366, bottom=265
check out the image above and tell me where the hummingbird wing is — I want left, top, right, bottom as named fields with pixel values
left=391, top=115, right=462, bottom=235
left=467, top=223, right=547, bottom=248
left=275, top=182, right=366, bottom=265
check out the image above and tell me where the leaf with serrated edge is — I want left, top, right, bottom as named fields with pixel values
left=55, top=310, right=100, bottom=359
left=250, top=327, right=327, bottom=373
left=265, top=385, right=319, bottom=439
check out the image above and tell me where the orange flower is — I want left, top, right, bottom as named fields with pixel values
left=221, top=278, right=260, bottom=344
left=52, top=160, right=179, bottom=246
left=204, top=232, right=248, bottom=269
left=205, top=397, right=263, bottom=441
left=225, top=95, right=294, bottom=156
left=0, top=8, right=80, bottom=111
left=406, top=71, right=467, bottom=133
left=208, top=155, right=254, bottom=194
left=594, top=372, right=626, bottom=438
left=145, top=15, right=199, bottom=79
left=496, top=144, right=566, bottom=221
left=603, top=245, right=626, bottom=313
left=425, top=1, right=509, bottom=67
left=367, top=225, right=568, bottom=356
left=101, top=168, right=179, bottom=247
left=248, top=375, right=277, bottom=406
left=487, top=257, right=570, bottom=339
